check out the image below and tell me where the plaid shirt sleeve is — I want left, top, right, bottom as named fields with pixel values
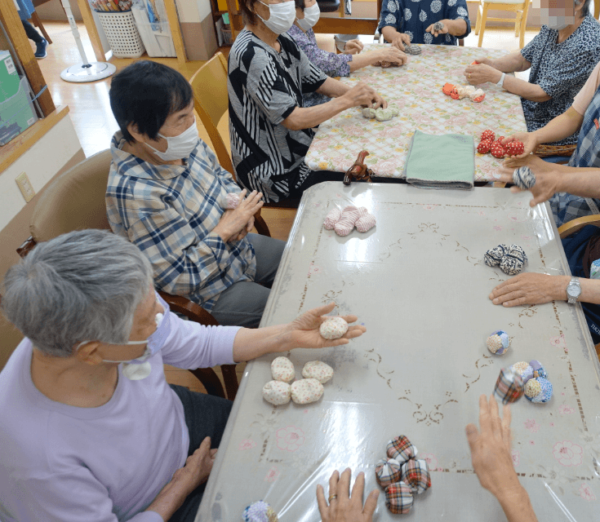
left=124, top=204, right=236, bottom=298
left=198, top=139, right=240, bottom=194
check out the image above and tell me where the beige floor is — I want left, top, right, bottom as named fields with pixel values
left=31, top=21, right=537, bottom=393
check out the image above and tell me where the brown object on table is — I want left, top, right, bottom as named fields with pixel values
left=343, top=150, right=373, bottom=185
left=533, top=143, right=577, bottom=158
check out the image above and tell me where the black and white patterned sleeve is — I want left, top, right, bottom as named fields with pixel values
left=245, top=49, right=298, bottom=125
left=298, top=47, right=328, bottom=94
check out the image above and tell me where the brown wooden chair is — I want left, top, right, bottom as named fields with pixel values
left=475, top=0, right=531, bottom=49
left=16, top=150, right=240, bottom=400
left=190, top=54, right=301, bottom=210
left=557, top=214, right=600, bottom=361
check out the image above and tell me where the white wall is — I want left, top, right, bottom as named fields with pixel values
left=0, top=115, right=82, bottom=231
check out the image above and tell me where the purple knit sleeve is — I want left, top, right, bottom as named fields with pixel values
left=160, top=311, right=240, bottom=369
left=288, top=26, right=352, bottom=77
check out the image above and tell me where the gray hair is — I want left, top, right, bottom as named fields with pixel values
left=1, top=230, right=153, bottom=357
left=575, top=0, right=591, bottom=17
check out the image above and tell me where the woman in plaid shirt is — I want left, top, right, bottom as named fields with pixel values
left=106, top=61, right=285, bottom=328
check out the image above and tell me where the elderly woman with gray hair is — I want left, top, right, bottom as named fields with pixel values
left=463, top=0, right=600, bottom=154
left=0, top=230, right=366, bottom=522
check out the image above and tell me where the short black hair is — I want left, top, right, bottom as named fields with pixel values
left=294, top=0, right=305, bottom=10
left=109, top=61, right=193, bottom=143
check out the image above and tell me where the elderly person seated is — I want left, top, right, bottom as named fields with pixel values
left=228, top=0, right=387, bottom=203
left=500, top=56, right=600, bottom=227
left=490, top=168, right=600, bottom=343
left=287, top=0, right=407, bottom=107
left=106, top=61, right=285, bottom=328
left=378, top=0, right=471, bottom=48
left=315, top=396, right=538, bottom=522
left=0, top=230, right=365, bottom=522
left=464, top=0, right=600, bottom=152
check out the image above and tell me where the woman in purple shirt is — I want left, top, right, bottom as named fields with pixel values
left=288, top=0, right=407, bottom=106
left=0, top=230, right=366, bottom=522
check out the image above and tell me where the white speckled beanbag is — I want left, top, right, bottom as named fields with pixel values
left=356, top=214, right=376, bottom=233
left=224, top=193, right=240, bottom=209
left=262, top=381, right=291, bottom=406
left=271, top=356, right=295, bottom=383
left=291, top=378, right=324, bottom=404
left=302, top=361, right=334, bottom=384
left=319, top=317, right=349, bottom=340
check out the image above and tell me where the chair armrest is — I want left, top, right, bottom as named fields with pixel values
left=158, top=291, right=220, bottom=326
left=558, top=214, right=600, bottom=239
left=17, top=236, right=38, bottom=258
left=493, top=182, right=506, bottom=188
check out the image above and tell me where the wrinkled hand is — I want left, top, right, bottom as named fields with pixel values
left=230, top=214, right=255, bottom=242
left=344, top=39, right=364, bottom=55
left=171, top=437, right=218, bottom=495
left=498, top=164, right=562, bottom=207
left=499, top=132, right=538, bottom=159
left=489, top=273, right=568, bottom=307
left=426, top=21, right=448, bottom=37
left=390, top=33, right=411, bottom=51
left=377, top=47, right=408, bottom=67
left=466, top=395, right=521, bottom=501
left=464, top=63, right=501, bottom=85
left=284, top=302, right=366, bottom=350
left=342, top=82, right=387, bottom=109
left=317, top=469, right=379, bottom=522
left=214, top=189, right=263, bottom=242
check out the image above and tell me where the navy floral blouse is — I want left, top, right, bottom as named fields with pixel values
left=378, top=0, right=471, bottom=46
left=288, top=25, right=353, bottom=107
left=520, top=14, right=600, bottom=145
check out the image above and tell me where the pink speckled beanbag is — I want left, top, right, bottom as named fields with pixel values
left=356, top=214, right=376, bottom=233
left=262, top=381, right=291, bottom=406
left=319, top=317, right=349, bottom=340
left=271, top=356, right=295, bottom=383
left=302, top=361, right=334, bottom=384
left=324, top=208, right=342, bottom=230
left=291, top=378, right=324, bottom=404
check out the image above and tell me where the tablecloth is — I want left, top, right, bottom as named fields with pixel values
left=305, top=44, right=528, bottom=182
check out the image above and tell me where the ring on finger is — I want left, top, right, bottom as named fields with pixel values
left=328, top=495, right=338, bottom=502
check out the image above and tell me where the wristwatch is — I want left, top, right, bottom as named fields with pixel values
left=566, top=277, right=581, bottom=304
left=497, top=72, right=506, bottom=88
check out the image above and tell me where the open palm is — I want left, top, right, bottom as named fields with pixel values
left=285, top=303, right=366, bottom=349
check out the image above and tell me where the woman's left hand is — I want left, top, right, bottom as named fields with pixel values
left=464, top=63, right=502, bottom=85
left=489, top=273, right=568, bottom=307
left=426, top=20, right=449, bottom=37
left=284, top=303, right=366, bottom=349
left=344, top=39, right=364, bottom=55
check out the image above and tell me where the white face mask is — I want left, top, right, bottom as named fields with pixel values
left=145, top=119, right=199, bottom=161
left=297, top=2, right=320, bottom=31
left=258, top=0, right=296, bottom=35
left=77, top=308, right=167, bottom=381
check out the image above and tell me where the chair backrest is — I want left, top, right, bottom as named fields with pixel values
left=29, top=149, right=112, bottom=244
left=189, top=53, right=235, bottom=177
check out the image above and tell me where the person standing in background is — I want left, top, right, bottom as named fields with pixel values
left=15, top=0, right=48, bottom=59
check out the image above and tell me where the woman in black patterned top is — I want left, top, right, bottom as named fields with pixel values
left=228, top=0, right=387, bottom=203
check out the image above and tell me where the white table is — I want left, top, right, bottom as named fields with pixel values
left=197, top=183, right=600, bottom=521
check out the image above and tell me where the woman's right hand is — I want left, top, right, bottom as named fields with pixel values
left=501, top=132, right=538, bottom=161
left=342, top=82, right=387, bottom=109
left=376, top=47, right=408, bottom=67
left=317, top=469, right=379, bottom=522
left=390, top=33, right=411, bottom=51
left=213, top=189, right=263, bottom=242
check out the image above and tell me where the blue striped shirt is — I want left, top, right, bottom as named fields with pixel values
left=106, top=132, right=256, bottom=312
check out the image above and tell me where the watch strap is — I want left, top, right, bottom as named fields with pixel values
left=497, top=72, right=506, bottom=88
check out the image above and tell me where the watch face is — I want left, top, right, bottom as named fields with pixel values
left=568, top=282, right=582, bottom=298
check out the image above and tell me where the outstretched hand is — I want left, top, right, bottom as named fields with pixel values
left=285, top=302, right=366, bottom=349
left=317, top=469, right=379, bottom=522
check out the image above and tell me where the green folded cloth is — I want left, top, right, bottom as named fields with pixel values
left=404, top=130, right=475, bottom=190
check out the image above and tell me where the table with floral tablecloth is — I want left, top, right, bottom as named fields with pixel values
left=305, top=44, right=527, bottom=182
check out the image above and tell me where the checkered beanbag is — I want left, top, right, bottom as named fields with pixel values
left=400, top=459, right=431, bottom=494
left=386, top=435, right=418, bottom=463
left=375, top=458, right=402, bottom=488
left=385, top=482, right=414, bottom=514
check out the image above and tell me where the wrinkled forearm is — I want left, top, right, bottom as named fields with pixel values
left=531, top=108, right=584, bottom=145
left=489, top=51, right=530, bottom=73
left=503, top=75, right=550, bottom=102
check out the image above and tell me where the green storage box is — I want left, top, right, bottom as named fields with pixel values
left=0, top=76, right=38, bottom=146
left=0, top=50, right=20, bottom=102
